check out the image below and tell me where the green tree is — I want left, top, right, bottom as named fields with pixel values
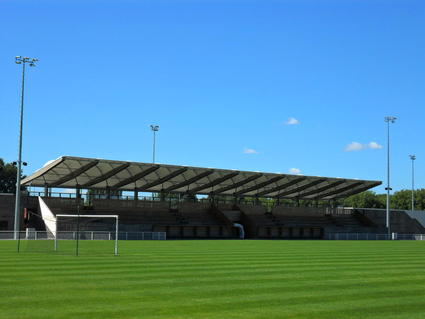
left=391, top=190, right=411, bottom=210
left=414, top=189, right=425, bottom=210
left=0, top=158, right=19, bottom=193
left=343, top=189, right=425, bottom=210
left=392, top=189, right=425, bottom=210
left=343, top=191, right=385, bottom=209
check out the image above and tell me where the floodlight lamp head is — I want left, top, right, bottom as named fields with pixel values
left=385, top=116, right=397, bottom=123
left=410, top=155, right=416, bottom=161
left=150, top=125, right=159, bottom=131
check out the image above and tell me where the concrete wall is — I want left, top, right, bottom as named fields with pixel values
left=355, top=208, right=425, bottom=234
left=405, top=211, right=425, bottom=228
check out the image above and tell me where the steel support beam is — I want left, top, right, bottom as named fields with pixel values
left=234, top=176, right=286, bottom=196
left=81, top=163, right=130, bottom=188
left=295, top=180, right=346, bottom=199
left=312, top=182, right=364, bottom=200
left=110, top=165, right=160, bottom=189
left=136, top=167, right=188, bottom=191
left=213, top=174, right=263, bottom=194
left=255, top=177, right=306, bottom=197
left=49, top=160, right=99, bottom=187
left=164, top=170, right=214, bottom=192
left=189, top=172, right=239, bottom=194
left=276, top=179, right=327, bottom=198
left=325, top=183, right=378, bottom=200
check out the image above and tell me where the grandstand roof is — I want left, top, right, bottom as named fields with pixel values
left=21, top=156, right=381, bottom=200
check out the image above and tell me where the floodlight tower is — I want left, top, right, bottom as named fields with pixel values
left=409, top=155, right=416, bottom=211
left=150, top=125, right=159, bottom=163
left=384, top=116, right=396, bottom=238
left=14, top=56, right=38, bottom=240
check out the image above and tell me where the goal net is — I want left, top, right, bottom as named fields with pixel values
left=19, top=197, right=119, bottom=256
left=55, top=214, right=119, bottom=256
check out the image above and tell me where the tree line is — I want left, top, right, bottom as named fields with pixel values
left=341, top=190, right=425, bottom=211
left=0, top=159, right=19, bottom=193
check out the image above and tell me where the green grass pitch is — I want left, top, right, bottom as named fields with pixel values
left=1, top=240, right=425, bottom=319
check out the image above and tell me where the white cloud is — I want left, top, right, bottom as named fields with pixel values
left=289, top=168, right=301, bottom=175
left=368, top=141, right=383, bottom=149
left=345, top=142, right=365, bottom=152
left=345, top=141, right=383, bottom=152
left=243, top=148, right=259, bottom=154
left=285, top=117, right=300, bottom=125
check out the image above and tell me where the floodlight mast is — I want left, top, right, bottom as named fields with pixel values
left=150, top=125, right=159, bottom=163
left=13, top=56, right=38, bottom=240
left=410, top=155, right=416, bottom=211
left=384, top=116, right=396, bottom=238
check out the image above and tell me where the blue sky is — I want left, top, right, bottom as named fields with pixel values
left=1, top=0, right=424, bottom=193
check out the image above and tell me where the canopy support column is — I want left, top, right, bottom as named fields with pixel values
left=76, top=187, right=81, bottom=202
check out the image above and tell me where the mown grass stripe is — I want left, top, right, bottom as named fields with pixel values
left=0, top=240, right=424, bottom=319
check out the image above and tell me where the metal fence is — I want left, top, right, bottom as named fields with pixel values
left=393, top=233, right=425, bottom=240
left=3, top=231, right=423, bottom=241
left=0, top=231, right=167, bottom=241
left=25, top=191, right=351, bottom=210
left=326, top=233, right=425, bottom=240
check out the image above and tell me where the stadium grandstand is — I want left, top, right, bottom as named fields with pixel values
left=2, top=155, right=424, bottom=239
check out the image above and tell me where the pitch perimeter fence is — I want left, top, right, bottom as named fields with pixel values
left=0, top=231, right=167, bottom=241
left=2, top=231, right=424, bottom=241
left=326, top=233, right=425, bottom=240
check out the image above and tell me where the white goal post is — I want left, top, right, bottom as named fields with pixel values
left=55, top=214, right=119, bottom=256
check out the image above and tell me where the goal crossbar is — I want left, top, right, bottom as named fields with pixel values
left=55, top=214, right=119, bottom=256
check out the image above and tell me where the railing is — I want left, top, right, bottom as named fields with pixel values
left=0, top=231, right=167, bottom=241
left=27, top=191, right=76, bottom=199
left=25, top=191, right=344, bottom=210
left=326, top=233, right=425, bottom=240
left=394, top=233, right=425, bottom=240
left=27, top=191, right=159, bottom=201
